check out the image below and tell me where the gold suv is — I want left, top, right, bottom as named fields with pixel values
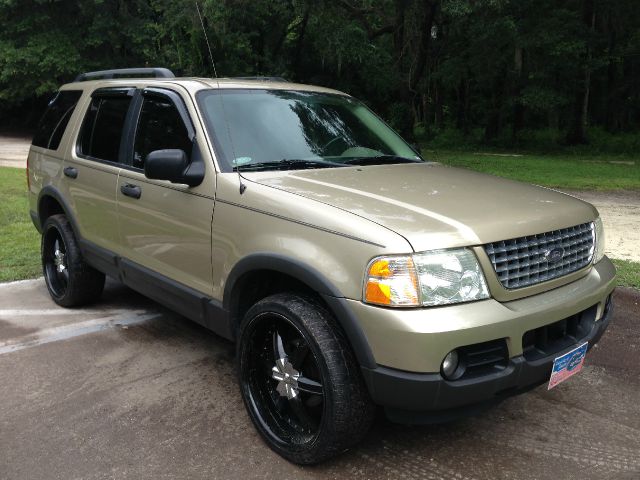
left=27, top=68, right=616, bottom=464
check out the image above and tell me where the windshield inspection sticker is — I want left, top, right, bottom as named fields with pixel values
left=232, top=157, right=253, bottom=166
left=548, top=342, right=588, bottom=390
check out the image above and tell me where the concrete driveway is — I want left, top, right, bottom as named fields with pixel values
left=0, top=135, right=30, bottom=168
left=0, top=278, right=638, bottom=479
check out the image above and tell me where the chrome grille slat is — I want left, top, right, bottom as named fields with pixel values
left=494, top=245, right=592, bottom=273
left=484, top=222, right=595, bottom=289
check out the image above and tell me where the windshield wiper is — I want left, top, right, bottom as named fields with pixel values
left=341, top=155, right=423, bottom=166
left=233, top=158, right=344, bottom=172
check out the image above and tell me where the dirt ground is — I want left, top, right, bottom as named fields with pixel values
left=0, top=278, right=638, bottom=480
left=563, top=189, right=640, bottom=262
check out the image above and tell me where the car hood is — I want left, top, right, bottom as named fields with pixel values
left=243, top=163, right=598, bottom=252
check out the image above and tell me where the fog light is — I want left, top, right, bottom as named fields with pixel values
left=441, top=350, right=460, bottom=379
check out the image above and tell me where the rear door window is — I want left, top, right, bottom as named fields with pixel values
left=32, top=90, right=82, bottom=150
left=78, top=93, right=132, bottom=163
left=133, top=96, right=192, bottom=169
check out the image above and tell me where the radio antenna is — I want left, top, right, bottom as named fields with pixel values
left=196, top=2, right=217, bottom=79
left=196, top=1, right=246, bottom=194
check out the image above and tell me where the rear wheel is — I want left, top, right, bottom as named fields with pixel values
left=41, top=214, right=105, bottom=307
left=238, top=293, right=374, bottom=464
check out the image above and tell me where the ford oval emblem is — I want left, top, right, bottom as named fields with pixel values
left=545, top=247, right=565, bottom=264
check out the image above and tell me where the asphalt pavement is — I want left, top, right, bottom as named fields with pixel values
left=0, top=278, right=638, bottom=480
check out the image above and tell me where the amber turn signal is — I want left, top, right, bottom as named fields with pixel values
left=364, top=256, right=419, bottom=306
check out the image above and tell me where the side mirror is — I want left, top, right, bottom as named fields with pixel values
left=144, top=149, right=203, bottom=187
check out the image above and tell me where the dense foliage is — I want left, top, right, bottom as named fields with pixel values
left=1, top=0, right=639, bottom=146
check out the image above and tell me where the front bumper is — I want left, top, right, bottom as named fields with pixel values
left=362, top=296, right=612, bottom=423
left=343, top=257, right=616, bottom=422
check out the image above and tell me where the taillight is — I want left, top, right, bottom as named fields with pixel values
left=26, top=154, right=30, bottom=190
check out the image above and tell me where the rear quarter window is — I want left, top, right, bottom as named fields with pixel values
left=32, top=90, right=83, bottom=150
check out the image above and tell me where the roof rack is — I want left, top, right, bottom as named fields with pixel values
left=74, top=68, right=175, bottom=82
left=233, top=76, right=288, bottom=82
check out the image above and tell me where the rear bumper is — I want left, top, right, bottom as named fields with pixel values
left=360, top=295, right=612, bottom=423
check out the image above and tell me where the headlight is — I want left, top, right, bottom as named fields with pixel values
left=414, top=249, right=490, bottom=306
left=364, top=249, right=490, bottom=307
left=593, top=217, right=605, bottom=263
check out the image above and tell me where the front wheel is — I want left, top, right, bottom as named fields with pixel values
left=237, top=293, right=375, bottom=464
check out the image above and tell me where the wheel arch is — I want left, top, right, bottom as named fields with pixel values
left=224, top=253, right=376, bottom=369
left=36, top=186, right=81, bottom=236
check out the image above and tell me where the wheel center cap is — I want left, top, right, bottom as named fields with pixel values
left=272, top=358, right=300, bottom=399
left=54, top=249, right=66, bottom=273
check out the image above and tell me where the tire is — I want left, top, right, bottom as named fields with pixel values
left=41, top=214, right=105, bottom=307
left=237, top=293, right=375, bottom=464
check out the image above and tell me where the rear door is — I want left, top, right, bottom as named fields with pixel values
left=62, top=88, right=134, bottom=260
left=116, top=87, right=215, bottom=296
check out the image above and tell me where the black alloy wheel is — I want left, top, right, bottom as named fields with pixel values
left=243, top=311, right=325, bottom=445
left=238, top=293, right=374, bottom=464
left=41, top=214, right=105, bottom=307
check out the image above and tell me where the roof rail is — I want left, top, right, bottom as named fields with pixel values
left=74, top=68, right=175, bottom=82
left=233, top=76, right=288, bottom=82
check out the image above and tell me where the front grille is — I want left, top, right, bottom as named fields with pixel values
left=484, top=222, right=594, bottom=289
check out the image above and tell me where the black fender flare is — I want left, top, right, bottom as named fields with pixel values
left=36, top=185, right=82, bottom=236
left=224, top=253, right=377, bottom=369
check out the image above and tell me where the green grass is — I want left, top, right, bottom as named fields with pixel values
left=0, top=162, right=638, bottom=289
left=612, top=259, right=640, bottom=290
left=0, top=167, right=40, bottom=282
left=427, top=150, right=640, bottom=190
left=416, top=126, right=640, bottom=157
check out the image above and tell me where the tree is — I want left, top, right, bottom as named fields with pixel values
left=1, top=0, right=639, bottom=145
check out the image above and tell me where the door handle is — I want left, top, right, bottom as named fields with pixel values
left=120, top=183, right=142, bottom=199
left=63, top=166, right=78, bottom=179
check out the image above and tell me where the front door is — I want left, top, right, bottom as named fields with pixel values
left=116, top=87, right=215, bottom=297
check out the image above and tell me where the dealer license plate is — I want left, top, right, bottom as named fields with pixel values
left=548, top=342, right=588, bottom=390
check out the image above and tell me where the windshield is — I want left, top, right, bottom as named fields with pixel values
left=196, top=89, right=422, bottom=172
